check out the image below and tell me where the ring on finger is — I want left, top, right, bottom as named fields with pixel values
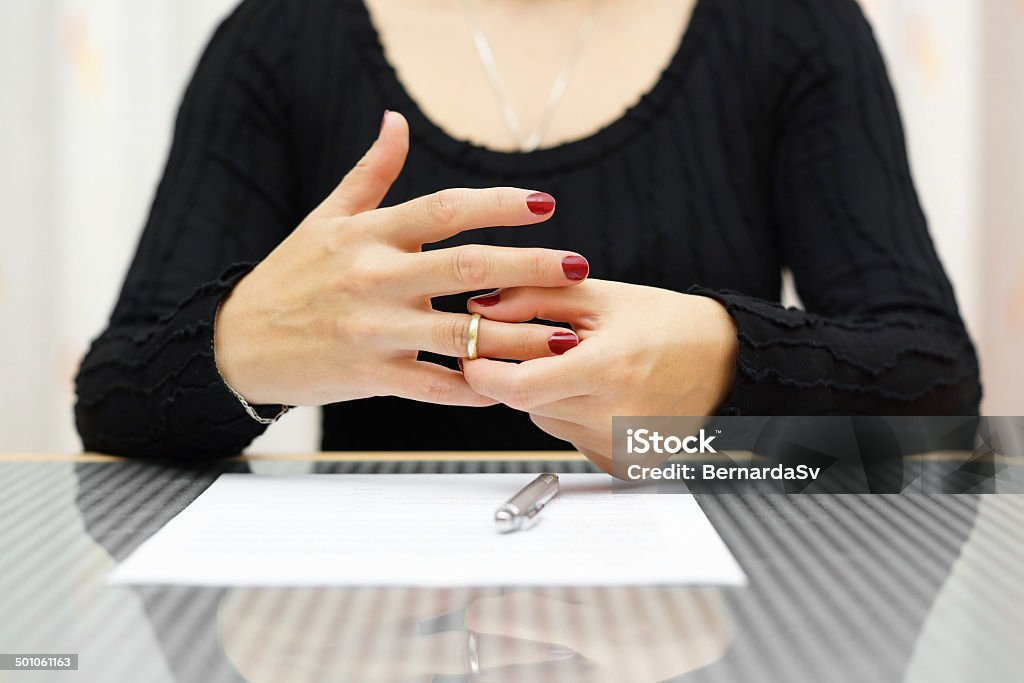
left=467, top=313, right=482, bottom=360
left=466, top=630, right=481, bottom=674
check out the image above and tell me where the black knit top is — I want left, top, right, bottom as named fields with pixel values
left=74, top=0, right=982, bottom=458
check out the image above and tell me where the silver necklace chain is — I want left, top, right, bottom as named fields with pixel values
left=461, top=0, right=602, bottom=152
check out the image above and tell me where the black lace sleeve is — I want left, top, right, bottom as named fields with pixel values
left=75, top=0, right=301, bottom=457
left=690, top=0, right=981, bottom=415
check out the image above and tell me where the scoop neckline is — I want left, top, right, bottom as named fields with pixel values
left=342, top=0, right=709, bottom=176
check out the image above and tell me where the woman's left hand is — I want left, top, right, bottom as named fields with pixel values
left=463, top=280, right=739, bottom=474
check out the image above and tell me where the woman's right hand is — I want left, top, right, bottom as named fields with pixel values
left=214, top=111, right=587, bottom=408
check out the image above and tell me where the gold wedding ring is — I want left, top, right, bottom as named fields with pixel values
left=467, top=313, right=482, bottom=361
left=466, top=630, right=481, bottom=674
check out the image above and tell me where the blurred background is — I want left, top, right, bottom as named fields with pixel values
left=1, top=0, right=1022, bottom=453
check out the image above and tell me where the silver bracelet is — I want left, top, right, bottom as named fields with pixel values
left=213, top=301, right=291, bottom=425
left=221, top=380, right=291, bottom=425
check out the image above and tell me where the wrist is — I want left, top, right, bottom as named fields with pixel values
left=707, top=299, right=739, bottom=412
left=692, top=296, right=741, bottom=413
left=213, top=280, right=271, bottom=406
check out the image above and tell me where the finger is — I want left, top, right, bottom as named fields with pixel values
left=467, top=284, right=601, bottom=327
left=461, top=355, right=591, bottom=411
left=366, top=187, right=558, bottom=248
left=527, top=398, right=605, bottom=429
left=385, top=360, right=497, bottom=407
left=401, top=247, right=589, bottom=296
left=318, top=110, right=410, bottom=218
left=476, top=659, right=596, bottom=683
left=530, top=414, right=610, bottom=455
left=407, top=313, right=579, bottom=361
left=578, top=445, right=617, bottom=478
left=465, top=592, right=596, bottom=648
left=417, top=631, right=567, bottom=675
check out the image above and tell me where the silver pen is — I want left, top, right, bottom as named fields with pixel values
left=494, top=473, right=560, bottom=533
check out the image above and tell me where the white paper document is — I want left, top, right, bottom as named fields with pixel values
left=107, top=473, right=746, bottom=587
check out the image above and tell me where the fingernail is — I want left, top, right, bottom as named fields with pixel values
left=469, top=290, right=501, bottom=307
left=548, top=330, right=579, bottom=355
left=458, top=357, right=464, bottom=372
left=561, top=254, right=589, bottom=281
left=548, top=645, right=576, bottom=658
left=380, top=110, right=390, bottom=135
left=526, top=192, right=556, bottom=215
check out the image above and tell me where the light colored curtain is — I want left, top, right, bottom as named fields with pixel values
left=0, top=0, right=318, bottom=452
left=1, top=0, right=1021, bottom=452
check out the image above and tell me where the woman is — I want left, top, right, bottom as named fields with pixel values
left=75, top=0, right=981, bottom=464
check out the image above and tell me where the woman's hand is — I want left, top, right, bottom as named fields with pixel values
left=463, top=280, right=738, bottom=473
left=215, top=111, right=588, bottom=408
left=463, top=588, right=733, bottom=683
left=220, top=587, right=566, bottom=683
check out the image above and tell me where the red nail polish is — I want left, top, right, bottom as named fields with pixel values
left=458, top=357, right=464, bottom=372
left=380, top=110, right=390, bottom=135
left=548, top=330, right=579, bottom=355
left=469, top=291, right=501, bottom=307
left=526, top=192, right=556, bottom=215
left=561, top=255, right=589, bottom=281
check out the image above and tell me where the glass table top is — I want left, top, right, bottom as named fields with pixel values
left=0, top=456, right=1021, bottom=682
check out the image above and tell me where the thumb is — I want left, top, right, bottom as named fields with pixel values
left=319, top=110, right=410, bottom=217
left=465, top=592, right=593, bottom=650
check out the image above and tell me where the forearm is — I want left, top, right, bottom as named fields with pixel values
left=75, top=265, right=268, bottom=459
left=690, top=287, right=982, bottom=416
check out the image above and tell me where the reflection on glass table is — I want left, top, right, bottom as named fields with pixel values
left=0, top=454, right=1022, bottom=682
left=219, top=586, right=731, bottom=683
